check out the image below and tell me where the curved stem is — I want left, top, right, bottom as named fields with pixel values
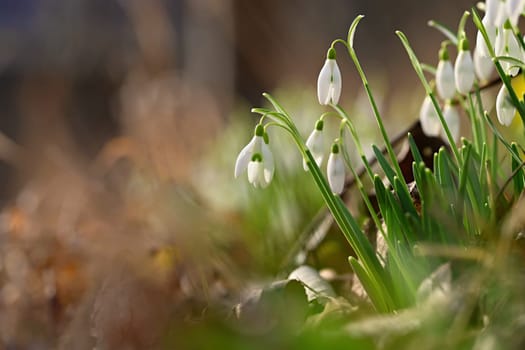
left=319, top=111, right=343, bottom=122
left=339, top=127, right=386, bottom=238
left=330, top=104, right=374, bottom=180
left=345, top=16, right=408, bottom=191
left=263, top=121, right=293, bottom=135
left=331, top=38, right=350, bottom=51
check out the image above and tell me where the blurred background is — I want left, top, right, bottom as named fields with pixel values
left=0, top=0, right=478, bottom=348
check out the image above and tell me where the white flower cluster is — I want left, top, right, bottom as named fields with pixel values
left=420, top=0, right=525, bottom=140
left=303, top=119, right=346, bottom=195
left=311, top=48, right=346, bottom=194
left=235, top=1, right=525, bottom=192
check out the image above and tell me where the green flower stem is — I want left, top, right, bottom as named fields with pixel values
left=473, top=87, right=488, bottom=148
left=347, top=17, right=409, bottom=191
left=303, top=148, right=394, bottom=312
left=428, top=20, right=458, bottom=45
left=456, top=11, right=470, bottom=39
left=331, top=104, right=374, bottom=180
left=262, top=93, right=303, bottom=137
left=259, top=92, right=395, bottom=312
left=319, top=111, right=341, bottom=122
left=483, top=111, right=523, bottom=164
left=396, top=30, right=462, bottom=164
left=339, top=125, right=386, bottom=239
left=464, top=93, right=483, bottom=153
left=421, top=63, right=437, bottom=75
left=251, top=108, right=294, bottom=130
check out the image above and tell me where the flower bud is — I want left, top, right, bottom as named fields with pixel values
left=317, top=48, right=342, bottom=105
left=303, top=120, right=325, bottom=171
left=327, top=143, right=345, bottom=195
left=496, top=84, right=517, bottom=126
left=454, top=39, right=475, bottom=94
left=419, top=95, right=441, bottom=137
left=436, top=46, right=456, bottom=99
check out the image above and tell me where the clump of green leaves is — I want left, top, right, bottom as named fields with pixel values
left=234, top=2, right=525, bottom=348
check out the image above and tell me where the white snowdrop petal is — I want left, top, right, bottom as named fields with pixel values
left=506, top=0, right=525, bottom=25
left=436, top=60, right=456, bottom=100
left=247, top=160, right=265, bottom=188
left=317, top=58, right=342, bottom=105
left=330, top=61, right=342, bottom=105
left=476, top=17, right=497, bottom=58
left=455, top=51, right=475, bottom=94
left=497, top=26, right=524, bottom=76
left=419, top=96, right=441, bottom=137
left=317, top=59, right=332, bottom=105
left=443, top=104, right=460, bottom=143
left=495, top=1, right=508, bottom=27
left=486, top=0, right=501, bottom=25
left=474, top=48, right=494, bottom=82
left=327, top=152, right=345, bottom=195
left=305, top=129, right=325, bottom=167
left=508, top=33, right=523, bottom=77
left=247, top=161, right=258, bottom=186
left=496, top=84, right=517, bottom=126
left=262, top=143, right=274, bottom=184
left=495, top=26, right=505, bottom=57
left=234, top=136, right=257, bottom=178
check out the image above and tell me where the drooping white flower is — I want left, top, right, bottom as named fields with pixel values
left=436, top=46, right=456, bottom=100
left=235, top=124, right=275, bottom=187
left=442, top=102, right=460, bottom=143
left=235, top=125, right=264, bottom=178
left=475, top=15, right=497, bottom=58
left=317, top=48, right=342, bottom=105
left=454, top=38, right=475, bottom=94
left=327, top=143, right=345, bottom=195
left=419, top=95, right=441, bottom=137
left=506, top=0, right=525, bottom=26
left=496, top=84, right=517, bottom=126
left=303, top=119, right=325, bottom=171
left=495, top=20, right=523, bottom=76
left=474, top=46, right=494, bottom=82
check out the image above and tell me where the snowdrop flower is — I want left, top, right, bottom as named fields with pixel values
left=475, top=15, right=497, bottom=58
left=327, top=143, right=345, bottom=195
left=419, top=95, right=441, bottom=137
left=235, top=124, right=275, bottom=187
left=496, top=84, right=517, bottom=126
left=317, top=48, right=342, bottom=105
left=495, top=20, right=523, bottom=77
left=442, top=102, right=460, bottom=143
left=506, top=0, right=525, bottom=26
left=454, top=38, right=475, bottom=94
left=436, top=46, right=456, bottom=100
left=474, top=46, right=494, bottom=82
left=303, top=119, right=325, bottom=171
